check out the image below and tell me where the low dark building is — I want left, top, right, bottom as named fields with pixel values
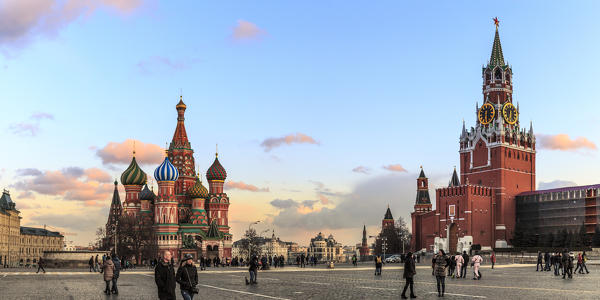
left=515, top=184, right=600, bottom=246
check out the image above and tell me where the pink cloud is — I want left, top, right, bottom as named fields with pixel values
left=0, top=0, right=143, bottom=55
left=231, top=20, right=266, bottom=40
left=261, top=133, right=319, bottom=152
left=319, top=194, right=329, bottom=205
left=12, top=167, right=114, bottom=201
left=225, top=181, right=269, bottom=192
left=352, top=166, right=370, bottom=174
left=383, top=164, right=407, bottom=172
left=96, top=139, right=164, bottom=165
left=537, top=134, right=597, bottom=151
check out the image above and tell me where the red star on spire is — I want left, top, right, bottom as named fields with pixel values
left=493, top=17, right=499, bottom=28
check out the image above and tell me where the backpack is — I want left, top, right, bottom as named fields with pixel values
left=376, top=257, right=382, bottom=264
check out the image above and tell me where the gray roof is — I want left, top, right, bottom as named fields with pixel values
left=20, top=226, right=63, bottom=237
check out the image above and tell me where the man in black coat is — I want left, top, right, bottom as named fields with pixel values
left=461, top=251, right=469, bottom=278
left=176, top=254, right=198, bottom=299
left=401, top=252, right=416, bottom=299
left=155, top=251, right=176, bottom=300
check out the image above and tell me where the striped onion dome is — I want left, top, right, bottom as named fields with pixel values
left=206, top=155, right=227, bottom=181
left=154, top=156, right=179, bottom=182
left=187, top=176, right=208, bottom=199
left=120, top=157, right=147, bottom=186
left=139, top=184, right=155, bottom=201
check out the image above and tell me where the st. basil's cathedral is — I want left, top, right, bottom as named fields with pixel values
left=106, top=98, right=232, bottom=261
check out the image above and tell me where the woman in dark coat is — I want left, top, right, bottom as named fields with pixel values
left=401, top=252, right=417, bottom=299
left=434, top=249, right=448, bottom=297
left=176, top=254, right=198, bottom=300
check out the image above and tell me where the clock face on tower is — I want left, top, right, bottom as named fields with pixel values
left=502, top=102, right=518, bottom=124
left=478, top=103, right=495, bottom=125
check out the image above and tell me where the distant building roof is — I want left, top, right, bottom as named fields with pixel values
left=20, top=226, right=63, bottom=237
left=518, top=184, right=600, bottom=197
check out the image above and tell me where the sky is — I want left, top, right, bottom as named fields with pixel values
left=1, top=0, right=600, bottom=247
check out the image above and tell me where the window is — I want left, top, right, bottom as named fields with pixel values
left=495, top=68, right=502, bottom=80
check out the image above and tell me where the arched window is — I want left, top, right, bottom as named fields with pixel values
left=495, top=68, right=502, bottom=80
left=486, top=71, right=491, bottom=82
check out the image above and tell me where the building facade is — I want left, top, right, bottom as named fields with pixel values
left=516, top=185, right=600, bottom=237
left=307, top=232, right=344, bottom=262
left=108, top=98, right=232, bottom=262
left=411, top=22, right=536, bottom=254
left=0, top=190, right=64, bottom=267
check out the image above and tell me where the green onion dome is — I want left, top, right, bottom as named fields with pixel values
left=187, top=176, right=208, bottom=199
left=120, top=157, right=147, bottom=186
left=206, top=155, right=227, bottom=181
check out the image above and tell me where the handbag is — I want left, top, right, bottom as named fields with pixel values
left=184, top=267, right=199, bottom=294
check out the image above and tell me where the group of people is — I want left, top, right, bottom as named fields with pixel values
left=539, top=250, right=590, bottom=279
left=89, top=254, right=133, bottom=273
left=295, top=253, right=318, bottom=267
left=154, top=251, right=199, bottom=300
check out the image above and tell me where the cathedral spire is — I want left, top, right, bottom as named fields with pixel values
left=171, top=95, right=190, bottom=149
left=489, top=17, right=505, bottom=67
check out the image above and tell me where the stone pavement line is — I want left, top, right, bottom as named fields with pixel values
left=428, top=292, right=487, bottom=298
left=299, top=281, right=330, bottom=285
left=199, top=283, right=291, bottom=300
left=358, top=286, right=397, bottom=291
left=414, top=280, right=600, bottom=295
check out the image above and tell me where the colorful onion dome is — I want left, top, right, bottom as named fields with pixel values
left=139, top=184, right=156, bottom=201
left=187, top=176, right=208, bottom=199
left=154, top=156, right=179, bottom=182
left=206, top=155, right=227, bottom=181
left=120, top=157, right=147, bottom=186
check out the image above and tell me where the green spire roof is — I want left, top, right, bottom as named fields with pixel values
left=206, top=220, right=223, bottom=239
left=489, top=28, right=505, bottom=67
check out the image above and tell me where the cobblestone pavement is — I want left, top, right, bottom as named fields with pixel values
left=1, top=263, right=600, bottom=299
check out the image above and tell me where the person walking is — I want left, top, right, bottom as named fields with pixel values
left=561, top=249, right=569, bottom=278
left=301, top=253, right=306, bottom=268
left=100, top=255, right=115, bottom=295
left=352, top=254, right=357, bottom=267
left=89, top=256, right=95, bottom=272
left=544, top=252, right=551, bottom=271
left=536, top=252, right=543, bottom=272
left=111, top=254, right=121, bottom=295
left=374, top=254, right=383, bottom=276
left=552, top=252, right=560, bottom=276
left=155, top=251, right=176, bottom=300
left=401, top=252, right=417, bottom=299
left=471, top=252, right=483, bottom=280
left=564, top=253, right=574, bottom=279
left=455, top=253, right=464, bottom=278
left=434, top=249, right=448, bottom=297
left=575, top=253, right=583, bottom=274
left=581, top=251, right=590, bottom=274
left=176, top=254, right=198, bottom=300
left=448, top=255, right=456, bottom=277
left=95, top=254, right=100, bottom=273
left=461, top=251, right=469, bottom=279
left=490, top=252, right=496, bottom=270
left=36, top=257, right=46, bottom=274
left=246, top=256, right=258, bottom=285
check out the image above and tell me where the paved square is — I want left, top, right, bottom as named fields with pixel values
left=1, top=263, right=599, bottom=299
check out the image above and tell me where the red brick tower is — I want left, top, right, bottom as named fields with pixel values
left=168, top=97, right=196, bottom=224
left=414, top=167, right=432, bottom=213
left=359, top=224, right=369, bottom=259
left=458, top=20, right=535, bottom=246
left=206, top=152, right=232, bottom=258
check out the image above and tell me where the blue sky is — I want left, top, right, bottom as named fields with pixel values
left=1, top=0, right=599, bottom=246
